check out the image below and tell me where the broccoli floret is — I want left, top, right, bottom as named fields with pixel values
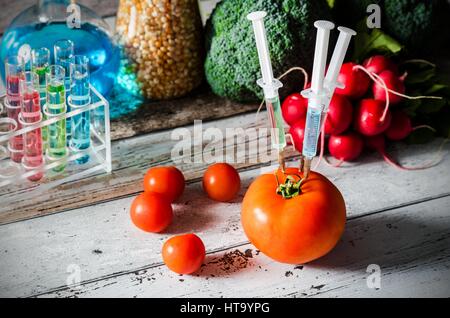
left=205, top=0, right=332, bottom=103
left=333, top=0, right=450, bottom=54
left=383, top=0, right=449, bottom=53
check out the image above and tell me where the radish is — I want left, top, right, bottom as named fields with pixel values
left=288, top=117, right=306, bottom=152
left=372, top=70, right=405, bottom=105
left=328, top=132, right=363, bottom=162
left=354, top=99, right=392, bottom=136
left=324, top=94, right=353, bottom=135
left=281, top=93, right=307, bottom=125
left=364, top=134, right=386, bottom=152
left=362, top=55, right=398, bottom=75
left=385, top=110, right=412, bottom=141
left=335, top=62, right=370, bottom=99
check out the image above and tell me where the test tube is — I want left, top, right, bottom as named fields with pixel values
left=19, top=72, right=44, bottom=181
left=45, top=65, right=67, bottom=172
left=31, top=47, right=50, bottom=150
left=54, top=40, right=74, bottom=145
left=69, top=55, right=91, bottom=164
left=5, top=56, right=24, bottom=163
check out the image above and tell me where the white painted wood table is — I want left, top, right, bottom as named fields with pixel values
left=1, top=110, right=450, bottom=298
left=1, top=4, right=450, bottom=298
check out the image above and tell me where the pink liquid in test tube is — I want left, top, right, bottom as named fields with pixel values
left=19, top=72, right=44, bottom=182
left=5, top=56, right=24, bottom=163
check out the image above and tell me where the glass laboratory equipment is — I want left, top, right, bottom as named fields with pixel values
left=0, top=0, right=120, bottom=100
left=115, top=0, right=204, bottom=100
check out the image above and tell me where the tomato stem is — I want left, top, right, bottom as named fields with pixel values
left=275, top=174, right=304, bottom=199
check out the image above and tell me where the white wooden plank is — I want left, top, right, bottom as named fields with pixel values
left=37, top=195, right=450, bottom=298
left=0, top=112, right=267, bottom=223
left=0, top=140, right=449, bottom=297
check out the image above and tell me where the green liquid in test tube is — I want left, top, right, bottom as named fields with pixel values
left=54, top=40, right=74, bottom=145
left=31, top=47, right=50, bottom=150
left=46, top=65, right=67, bottom=172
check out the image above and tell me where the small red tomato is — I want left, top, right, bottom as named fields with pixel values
left=203, top=163, right=241, bottom=202
left=143, top=166, right=185, bottom=202
left=281, top=93, right=308, bottom=126
left=162, top=234, right=206, bottom=275
left=130, top=192, right=173, bottom=233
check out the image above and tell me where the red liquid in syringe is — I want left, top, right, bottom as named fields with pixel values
left=20, top=90, right=44, bottom=182
left=6, top=75, right=23, bottom=163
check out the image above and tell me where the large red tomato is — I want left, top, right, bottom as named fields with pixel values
left=241, top=168, right=346, bottom=264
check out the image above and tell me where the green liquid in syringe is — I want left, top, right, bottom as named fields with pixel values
left=46, top=83, right=67, bottom=172
left=266, top=97, right=286, bottom=150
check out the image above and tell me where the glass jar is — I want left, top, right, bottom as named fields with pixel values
left=116, top=0, right=204, bottom=100
left=0, top=0, right=120, bottom=98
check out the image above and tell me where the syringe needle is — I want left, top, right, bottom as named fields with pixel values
left=303, top=158, right=311, bottom=179
left=278, top=150, right=286, bottom=173
left=299, top=155, right=305, bottom=172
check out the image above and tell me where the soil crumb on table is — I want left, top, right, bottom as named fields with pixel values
left=205, top=249, right=254, bottom=274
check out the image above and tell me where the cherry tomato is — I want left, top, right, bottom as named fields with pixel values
left=130, top=192, right=173, bottom=233
left=162, top=234, right=206, bottom=274
left=281, top=93, right=308, bottom=126
left=203, top=163, right=241, bottom=202
left=242, top=168, right=346, bottom=264
left=143, top=166, right=185, bottom=202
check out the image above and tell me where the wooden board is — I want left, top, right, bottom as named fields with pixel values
left=21, top=194, right=450, bottom=298
left=2, top=109, right=449, bottom=225
left=0, top=112, right=268, bottom=224
left=1, top=143, right=450, bottom=297
left=109, top=90, right=259, bottom=140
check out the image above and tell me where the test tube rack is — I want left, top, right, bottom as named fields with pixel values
left=0, top=84, right=112, bottom=203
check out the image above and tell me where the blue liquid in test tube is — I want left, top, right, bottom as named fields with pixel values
left=69, top=55, right=91, bottom=164
left=54, top=40, right=74, bottom=145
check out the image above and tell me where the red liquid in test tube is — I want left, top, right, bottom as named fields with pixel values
left=19, top=72, right=44, bottom=182
left=5, top=57, right=24, bottom=163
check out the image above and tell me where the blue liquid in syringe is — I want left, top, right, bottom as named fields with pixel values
left=70, top=71, right=91, bottom=164
left=302, top=108, right=322, bottom=158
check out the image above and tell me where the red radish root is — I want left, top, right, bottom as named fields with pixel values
left=282, top=93, right=307, bottom=125
left=354, top=99, right=392, bottom=136
left=335, top=62, right=370, bottom=99
left=363, top=55, right=398, bottom=75
left=385, top=110, right=412, bottom=141
left=324, top=94, right=353, bottom=135
left=373, top=70, right=405, bottom=105
left=328, top=132, right=364, bottom=162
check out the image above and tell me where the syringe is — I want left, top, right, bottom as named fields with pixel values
left=247, top=11, right=287, bottom=171
left=301, top=22, right=356, bottom=178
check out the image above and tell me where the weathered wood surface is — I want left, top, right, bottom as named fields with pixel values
left=1, top=141, right=450, bottom=297
left=109, top=90, right=259, bottom=140
left=2, top=106, right=450, bottom=226
left=30, top=195, right=450, bottom=298
left=0, top=113, right=270, bottom=224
